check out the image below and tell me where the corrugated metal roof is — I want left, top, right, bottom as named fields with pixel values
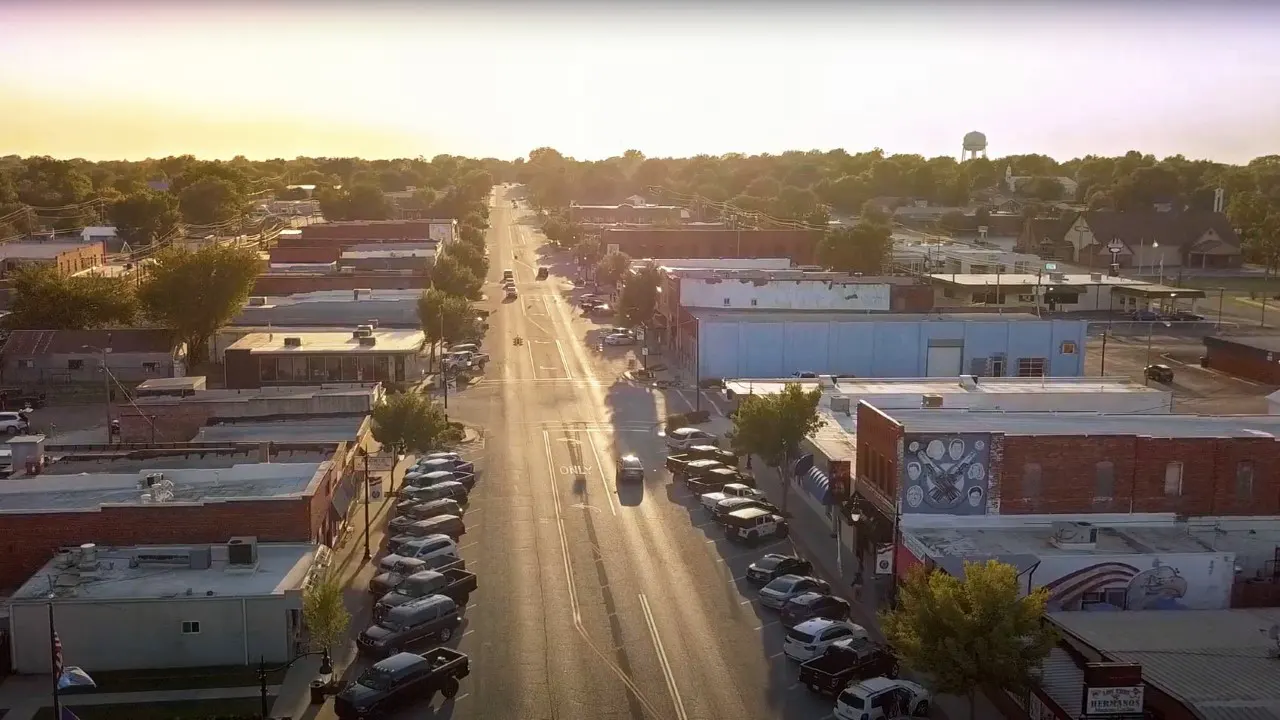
left=1051, top=609, right=1280, bottom=717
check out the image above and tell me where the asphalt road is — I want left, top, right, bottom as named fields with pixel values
left=1085, top=334, right=1273, bottom=414
left=336, top=186, right=841, bottom=720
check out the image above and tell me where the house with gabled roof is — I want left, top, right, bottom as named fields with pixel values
left=1018, top=210, right=1241, bottom=271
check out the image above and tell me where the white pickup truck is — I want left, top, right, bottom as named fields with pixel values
left=699, top=483, right=767, bottom=511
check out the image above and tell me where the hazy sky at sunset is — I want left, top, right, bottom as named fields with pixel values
left=3, top=1, right=1279, bottom=163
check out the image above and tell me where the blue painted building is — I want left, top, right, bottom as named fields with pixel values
left=683, top=310, right=1088, bottom=379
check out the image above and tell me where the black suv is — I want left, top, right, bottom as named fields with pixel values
left=358, top=595, right=462, bottom=657
left=745, top=554, right=813, bottom=585
left=780, top=591, right=851, bottom=628
left=335, top=648, right=469, bottom=718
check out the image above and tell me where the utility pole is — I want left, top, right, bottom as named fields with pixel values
left=363, top=451, right=371, bottom=560
left=1217, top=287, right=1226, bottom=329
left=102, top=347, right=112, bottom=439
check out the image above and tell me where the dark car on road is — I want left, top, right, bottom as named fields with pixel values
left=1144, top=364, right=1174, bottom=384
left=335, top=648, right=469, bottom=718
left=617, top=454, right=645, bottom=482
left=781, top=592, right=851, bottom=628
left=746, top=554, right=813, bottom=585
left=358, top=595, right=463, bottom=657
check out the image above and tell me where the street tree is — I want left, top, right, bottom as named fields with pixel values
left=316, top=183, right=391, bottom=221
left=446, top=240, right=489, bottom=279
left=618, top=262, right=660, bottom=327
left=574, top=237, right=602, bottom=266
left=371, top=393, right=460, bottom=483
left=302, top=567, right=349, bottom=676
left=881, top=560, right=1057, bottom=720
left=595, top=250, right=632, bottom=287
left=458, top=223, right=486, bottom=248
left=728, top=383, right=823, bottom=513
left=427, top=254, right=483, bottom=300
left=138, top=244, right=260, bottom=366
left=108, top=191, right=182, bottom=247
left=1023, top=176, right=1063, bottom=201
left=817, top=222, right=892, bottom=275
left=6, top=266, right=139, bottom=330
left=177, top=176, right=245, bottom=225
left=418, top=288, right=477, bottom=353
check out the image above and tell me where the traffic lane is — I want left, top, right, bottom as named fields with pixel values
left=575, top=429, right=835, bottom=720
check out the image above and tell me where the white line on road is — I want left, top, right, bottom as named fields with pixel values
left=638, top=592, right=690, bottom=720
left=582, top=430, right=618, bottom=516
left=526, top=339, right=539, bottom=380
left=555, top=339, right=575, bottom=379
left=540, top=430, right=665, bottom=717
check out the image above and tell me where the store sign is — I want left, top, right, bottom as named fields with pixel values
left=1085, top=686, right=1144, bottom=716
left=829, top=460, right=851, bottom=501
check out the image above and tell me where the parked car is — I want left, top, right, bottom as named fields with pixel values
left=798, top=638, right=899, bottom=697
left=665, top=427, right=719, bottom=451
left=780, top=592, right=851, bottom=628
left=724, top=507, right=789, bottom=546
left=758, top=574, right=830, bottom=610
left=604, top=333, right=636, bottom=346
left=0, top=411, right=30, bottom=435
left=688, top=468, right=754, bottom=496
left=357, top=595, right=463, bottom=657
left=401, top=481, right=470, bottom=505
left=505, top=288, right=519, bottom=300
left=410, top=514, right=466, bottom=540
left=699, top=483, right=767, bottom=511
left=1144, top=364, right=1174, bottom=384
left=1131, top=309, right=1161, bottom=321
left=389, top=501, right=465, bottom=534
left=616, top=454, right=645, bottom=482
left=669, top=445, right=737, bottom=466
left=746, top=554, right=813, bottom=585
left=405, top=468, right=475, bottom=492
left=1170, top=310, right=1204, bottom=321
left=334, top=648, right=469, bottom=719
left=783, top=619, right=869, bottom=662
left=369, top=557, right=431, bottom=595
left=374, top=568, right=478, bottom=620
left=834, top=677, right=931, bottom=720
left=446, top=344, right=479, bottom=355
left=711, top=496, right=778, bottom=523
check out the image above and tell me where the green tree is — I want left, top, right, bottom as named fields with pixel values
left=177, top=176, right=244, bottom=225
left=618, top=262, right=660, bottom=327
left=595, top=250, right=632, bottom=287
left=729, top=383, right=823, bottom=513
left=418, top=288, right=477, bottom=349
left=371, top=393, right=460, bottom=483
left=427, top=254, right=482, bottom=300
left=1023, top=176, right=1063, bottom=201
left=817, top=223, right=892, bottom=275
left=344, top=183, right=392, bottom=220
left=881, top=560, right=1057, bottom=720
left=138, top=244, right=260, bottom=365
left=574, top=236, right=602, bottom=265
left=6, top=265, right=139, bottom=330
left=302, top=568, right=349, bottom=677
left=107, top=191, right=181, bottom=247
left=445, top=241, right=489, bottom=279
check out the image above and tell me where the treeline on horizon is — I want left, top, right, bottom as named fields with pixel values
left=3, top=147, right=1279, bottom=262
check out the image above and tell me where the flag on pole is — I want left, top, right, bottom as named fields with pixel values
left=51, top=630, right=63, bottom=678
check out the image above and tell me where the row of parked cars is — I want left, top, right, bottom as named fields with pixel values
left=663, top=432, right=934, bottom=719
left=333, top=451, right=481, bottom=719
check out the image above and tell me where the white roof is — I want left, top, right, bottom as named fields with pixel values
left=928, top=272, right=1152, bottom=287
left=726, top=376, right=1156, bottom=398
left=12, top=542, right=321, bottom=601
left=227, top=328, right=425, bottom=353
left=879, top=407, right=1280, bottom=438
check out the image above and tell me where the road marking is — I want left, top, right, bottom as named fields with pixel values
left=525, top=337, right=539, bottom=380
left=638, top=592, right=690, bottom=720
left=740, top=598, right=753, bottom=605
left=555, top=339, right=574, bottom=379
left=457, top=542, right=477, bottom=551
left=582, top=430, right=618, bottom=516
left=757, top=621, right=780, bottom=631
left=539, top=431, right=665, bottom=717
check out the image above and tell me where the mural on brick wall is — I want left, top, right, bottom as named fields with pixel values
left=1043, top=561, right=1190, bottom=611
left=901, top=433, right=991, bottom=516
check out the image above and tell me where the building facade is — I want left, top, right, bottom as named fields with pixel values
left=601, top=228, right=822, bottom=265
left=1018, top=210, right=1242, bottom=270
left=295, top=219, right=456, bottom=246
left=0, top=241, right=105, bottom=279
left=222, top=329, right=429, bottom=388
left=682, top=312, right=1088, bottom=380
left=569, top=203, right=685, bottom=225
left=0, top=329, right=178, bottom=386
left=1202, top=335, right=1280, bottom=385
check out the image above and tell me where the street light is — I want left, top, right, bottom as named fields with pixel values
left=258, top=649, right=333, bottom=719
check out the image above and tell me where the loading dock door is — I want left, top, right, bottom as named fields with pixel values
left=926, top=344, right=963, bottom=376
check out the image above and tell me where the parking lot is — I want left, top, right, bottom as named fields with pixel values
left=1086, top=334, right=1274, bottom=414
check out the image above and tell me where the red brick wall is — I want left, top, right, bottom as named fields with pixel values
left=890, top=284, right=935, bottom=312
left=1205, top=343, right=1280, bottom=384
left=602, top=229, right=820, bottom=264
left=252, top=273, right=429, bottom=296
left=115, top=404, right=215, bottom=443
left=0, top=497, right=313, bottom=591
left=994, top=434, right=1280, bottom=517
left=854, top=402, right=902, bottom=516
left=269, top=247, right=341, bottom=264
left=299, top=221, right=435, bottom=243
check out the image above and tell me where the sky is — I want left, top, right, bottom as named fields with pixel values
left=2, top=1, right=1279, bottom=164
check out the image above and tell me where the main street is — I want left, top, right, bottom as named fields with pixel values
left=384, top=185, right=837, bottom=720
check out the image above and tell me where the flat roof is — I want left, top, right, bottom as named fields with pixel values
left=809, top=411, right=855, bottom=461
left=0, top=242, right=98, bottom=260
left=226, top=329, right=425, bottom=354
left=12, top=542, right=321, bottom=602
left=0, top=462, right=328, bottom=513
left=1050, top=608, right=1280, bottom=718
left=1207, top=334, right=1280, bottom=353
left=927, top=273, right=1151, bottom=287
left=130, top=383, right=381, bottom=407
left=909, top=524, right=1219, bottom=559
left=194, top=416, right=366, bottom=444
left=136, top=377, right=206, bottom=391
left=875, top=406, right=1280, bottom=438
left=249, top=290, right=424, bottom=307
left=726, top=376, right=1159, bottom=398
left=689, top=308, right=1043, bottom=324
left=648, top=258, right=793, bottom=271
left=666, top=268, right=861, bottom=282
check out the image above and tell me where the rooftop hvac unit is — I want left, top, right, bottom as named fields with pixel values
left=1049, top=521, right=1098, bottom=550
left=189, top=545, right=212, bottom=570
left=959, top=375, right=979, bottom=390
left=1048, top=272, right=1065, bottom=283
left=367, top=319, right=378, bottom=329
left=248, top=296, right=267, bottom=307
left=830, top=396, right=852, bottom=415
left=921, top=394, right=945, bottom=408
left=227, top=536, right=259, bottom=566
left=358, top=336, right=377, bottom=347
left=353, top=328, right=372, bottom=339
left=283, top=337, right=303, bottom=347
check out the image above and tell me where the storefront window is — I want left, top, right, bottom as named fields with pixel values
left=278, top=356, right=305, bottom=382
left=326, top=356, right=343, bottom=382
left=308, top=356, right=326, bottom=381
left=394, top=355, right=406, bottom=381
left=341, top=356, right=358, bottom=381
left=358, top=355, right=376, bottom=381
left=374, top=355, right=390, bottom=381
left=259, top=356, right=277, bottom=382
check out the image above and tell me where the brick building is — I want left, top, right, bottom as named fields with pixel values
left=0, top=240, right=105, bottom=278
left=569, top=203, right=684, bottom=225
left=854, top=403, right=1280, bottom=522
left=1202, top=335, right=1280, bottom=385
left=0, top=435, right=372, bottom=591
left=294, top=219, right=456, bottom=246
left=600, top=228, right=822, bottom=265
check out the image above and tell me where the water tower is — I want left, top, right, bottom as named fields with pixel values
left=962, top=131, right=988, bottom=161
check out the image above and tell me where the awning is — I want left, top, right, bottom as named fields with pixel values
left=329, top=474, right=356, bottom=522
left=799, top=466, right=831, bottom=506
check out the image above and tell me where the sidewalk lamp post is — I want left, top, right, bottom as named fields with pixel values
left=362, top=449, right=372, bottom=561
left=258, top=649, right=333, bottom=719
